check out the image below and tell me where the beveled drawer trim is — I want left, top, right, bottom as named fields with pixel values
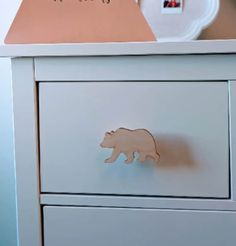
left=40, top=194, right=236, bottom=211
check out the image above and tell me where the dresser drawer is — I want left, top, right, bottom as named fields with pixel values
left=44, top=206, right=236, bottom=246
left=39, top=82, right=229, bottom=198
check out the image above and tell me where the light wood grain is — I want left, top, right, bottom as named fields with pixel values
left=100, top=128, right=160, bottom=164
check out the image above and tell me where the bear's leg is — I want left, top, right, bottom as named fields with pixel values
left=148, top=151, right=160, bottom=163
left=105, top=149, right=121, bottom=163
left=125, top=152, right=135, bottom=164
left=138, top=152, right=147, bottom=163
left=154, top=152, right=160, bottom=162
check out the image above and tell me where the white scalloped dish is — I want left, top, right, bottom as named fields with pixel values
left=139, top=0, right=220, bottom=41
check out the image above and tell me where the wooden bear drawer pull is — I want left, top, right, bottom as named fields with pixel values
left=100, top=128, right=160, bottom=164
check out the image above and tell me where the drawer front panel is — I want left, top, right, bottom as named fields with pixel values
left=44, top=206, right=236, bottom=246
left=39, top=82, right=229, bottom=197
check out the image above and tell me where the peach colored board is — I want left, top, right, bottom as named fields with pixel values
left=5, top=0, right=156, bottom=44
left=100, top=128, right=160, bottom=164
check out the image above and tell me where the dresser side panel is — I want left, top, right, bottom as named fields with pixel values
left=12, top=58, right=42, bottom=246
left=229, top=81, right=236, bottom=200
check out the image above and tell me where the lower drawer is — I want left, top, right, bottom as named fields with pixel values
left=44, top=206, right=236, bottom=246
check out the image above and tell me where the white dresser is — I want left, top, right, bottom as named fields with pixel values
left=1, top=40, right=236, bottom=246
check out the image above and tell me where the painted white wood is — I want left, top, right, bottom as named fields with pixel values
left=1, top=40, right=236, bottom=57
left=11, top=58, right=42, bottom=246
left=40, top=194, right=236, bottom=211
left=34, top=55, right=236, bottom=81
left=7, top=46, right=236, bottom=246
left=39, top=82, right=229, bottom=198
left=44, top=206, right=236, bottom=246
left=229, top=81, right=236, bottom=200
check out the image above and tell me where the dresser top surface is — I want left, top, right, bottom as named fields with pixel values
left=1, top=40, right=236, bottom=57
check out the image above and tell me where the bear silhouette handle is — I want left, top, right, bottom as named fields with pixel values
left=100, top=128, right=160, bottom=164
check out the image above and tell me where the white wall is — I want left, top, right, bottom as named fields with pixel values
left=0, top=1, right=21, bottom=246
